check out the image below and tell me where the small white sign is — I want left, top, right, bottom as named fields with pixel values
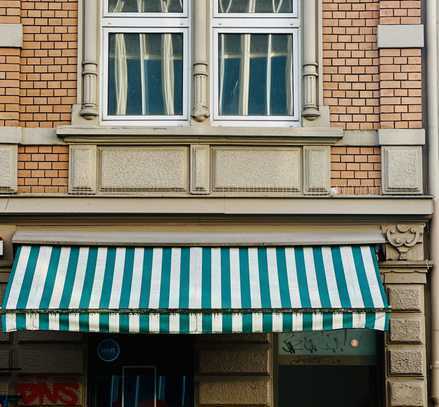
left=0, top=240, right=3, bottom=256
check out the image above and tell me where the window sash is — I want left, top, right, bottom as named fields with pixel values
left=102, top=26, right=190, bottom=123
left=212, top=27, right=300, bottom=123
left=213, top=0, right=298, bottom=18
left=103, top=0, right=188, bottom=18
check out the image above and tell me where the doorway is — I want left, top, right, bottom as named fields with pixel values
left=88, top=335, right=194, bottom=407
left=276, top=329, right=384, bottom=407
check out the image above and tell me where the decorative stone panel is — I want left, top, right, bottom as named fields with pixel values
left=99, top=147, right=189, bottom=192
left=303, top=146, right=331, bottom=195
left=0, top=144, right=17, bottom=193
left=382, top=146, right=423, bottom=194
left=199, top=379, right=269, bottom=405
left=387, top=285, right=424, bottom=312
left=382, top=224, right=425, bottom=261
left=389, top=381, right=425, bottom=407
left=389, top=350, right=424, bottom=376
left=390, top=319, right=423, bottom=344
left=69, top=145, right=97, bottom=194
left=212, top=147, right=301, bottom=193
left=190, top=145, right=210, bottom=194
left=198, top=349, right=268, bottom=374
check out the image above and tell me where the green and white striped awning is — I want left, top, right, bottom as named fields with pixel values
left=2, top=245, right=390, bottom=334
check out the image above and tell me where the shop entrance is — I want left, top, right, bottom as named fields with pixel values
left=277, top=329, right=384, bottom=407
left=87, top=335, right=194, bottom=407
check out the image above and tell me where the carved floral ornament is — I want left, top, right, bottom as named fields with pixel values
left=382, top=224, right=425, bottom=260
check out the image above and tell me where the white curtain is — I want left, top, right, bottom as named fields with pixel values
left=219, top=0, right=293, bottom=116
left=113, top=1, right=128, bottom=115
left=161, top=1, right=175, bottom=115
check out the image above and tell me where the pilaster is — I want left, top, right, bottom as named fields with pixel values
left=302, top=0, right=320, bottom=121
left=381, top=224, right=429, bottom=407
left=79, top=0, right=99, bottom=121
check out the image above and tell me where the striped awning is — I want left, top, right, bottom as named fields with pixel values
left=2, top=245, right=390, bottom=334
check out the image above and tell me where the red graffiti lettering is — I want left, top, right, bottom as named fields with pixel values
left=16, top=382, right=80, bottom=406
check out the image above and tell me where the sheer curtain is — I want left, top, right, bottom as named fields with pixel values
left=218, top=0, right=294, bottom=117
left=108, top=0, right=184, bottom=116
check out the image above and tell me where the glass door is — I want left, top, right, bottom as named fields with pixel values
left=88, top=335, right=193, bottom=407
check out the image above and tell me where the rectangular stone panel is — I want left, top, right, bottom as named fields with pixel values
left=388, top=286, right=424, bottom=312
left=199, top=349, right=268, bottom=374
left=382, top=146, right=423, bottom=195
left=212, top=147, right=301, bottom=193
left=69, top=145, right=97, bottom=194
left=389, top=381, right=425, bottom=406
left=190, top=145, right=210, bottom=194
left=99, top=147, right=189, bottom=192
left=303, top=146, right=330, bottom=195
left=0, top=145, right=17, bottom=193
left=390, top=318, right=423, bottom=344
left=199, top=378, right=269, bottom=405
left=17, top=345, right=84, bottom=374
left=389, top=349, right=424, bottom=376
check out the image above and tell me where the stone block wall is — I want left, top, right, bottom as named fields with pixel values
left=382, top=224, right=429, bottom=407
left=196, top=334, right=272, bottom=406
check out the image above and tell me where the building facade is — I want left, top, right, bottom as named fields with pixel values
left=0, top=0, right=434, bottom=406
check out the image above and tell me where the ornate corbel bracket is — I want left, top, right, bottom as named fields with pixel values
left=382, top=224, right=425, bottom=261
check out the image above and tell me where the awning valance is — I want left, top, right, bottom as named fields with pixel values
left=2, top=245, right=390, bottom=333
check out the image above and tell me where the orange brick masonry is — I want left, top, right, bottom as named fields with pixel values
left=379, top=0, right=421, bottom=24
left=331, top=147, right=381, bottom=195
left=17, top=145, right=69, bottom=193
left=20, top=0, right=78, bottom=127
left=322, top=0, right=380, bottom=130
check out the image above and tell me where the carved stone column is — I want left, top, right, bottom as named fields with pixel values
left=381, top=224, right=429, bottom=407
left=79, top=0, right=98, bottom=120
left=191, top=0, right=209, bottom=122
left=302, top=0, right=320, bottom=120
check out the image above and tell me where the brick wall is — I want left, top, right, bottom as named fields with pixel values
left=20, top=0, right=78, bottom=127
left=379, top=0, right=421, bottom=24
left=0, top=1, right=78, bottom=129
left=17, top=145, right=68, bottom=193
left=323, top=0, right=380, bottom=130
left=331, top=147, right=381, bottom=195
left=379, top=49, right=422, bottom=129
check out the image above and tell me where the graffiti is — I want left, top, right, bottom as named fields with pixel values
left=281, top=331, right=347, bottom=355
left=16, top=379, right=82, bottom=407
left=279, top=329, right=377, bottom=356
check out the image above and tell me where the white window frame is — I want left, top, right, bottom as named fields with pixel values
left=213, top=0, right=298, bottom=19
left=211, top=0, right=301, bottom=127
left=100, top=1, right=190, bottom=126
left=103, top=0, right=189, bottom=18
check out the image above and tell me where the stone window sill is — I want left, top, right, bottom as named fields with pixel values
left=56, top=125, right=343, bottom=145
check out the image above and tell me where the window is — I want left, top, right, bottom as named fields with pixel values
left=101, top=0, right=190, bottom=124
left=277, top=330, right=384, bottom=407
left=212, top=0, right=300, bottom=126
left=99, top=0, right=301, bottom=126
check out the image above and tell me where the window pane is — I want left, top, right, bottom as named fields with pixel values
left=123, top=367, right=156, bottom=407
left=218, top=0, right=294, bottom=13
left=108, top=33, right=184, bottom=116
left=218, top=33, right=293, bottom=116
left=108, top=0, right=184, bottom=13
